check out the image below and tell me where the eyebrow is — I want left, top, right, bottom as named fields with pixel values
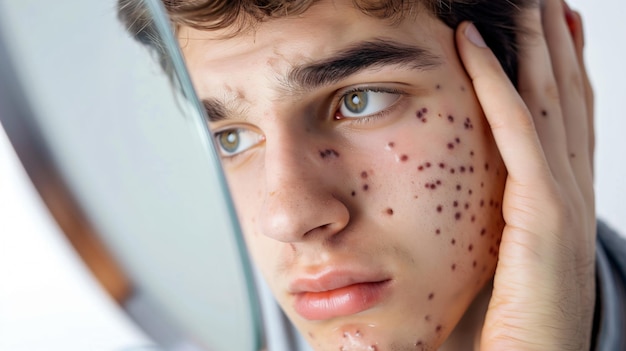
left=202, top=39, right=442, bottom=122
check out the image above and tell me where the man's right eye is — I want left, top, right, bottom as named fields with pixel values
left=214, top=128, right=264, bottom=157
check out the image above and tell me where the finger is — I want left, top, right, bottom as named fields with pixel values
left=456, top=22, right=553, bottom=191
left=542, top=0, right=593, bottom=196
left=515, top=3, right=573, bottom=183
left=571, top=10, right=595, bottom=177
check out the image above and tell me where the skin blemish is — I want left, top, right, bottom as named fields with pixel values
left=468, top=244, right=473, bottom=252
left=428, top=292, right=435, bottom=300
left=456, top=184, right=461, bottom=191
left=451, top=264, right=456, bottom=271
left=464, top=203, right=470, bottom=210
left=436, top=180, right=442, bottom=186
left=448, top=115, right=455, bottom=123
left=469, top=166, right=474, bottom=173
left=460, top=85, right=466, bottom=92
left=481, top=182, right=484, bottom=188
left=418, top=165, right=424, bottom=171
left=450, top=168, right=456, bottom=174
left=436, top=84, right=441, bottom=90
left=363, top=184, right=369, bottom=191
left=435, top=229, right=441, bottom=235
left=471, top=215, right=476, bottom=223
left=455, top=137, right=461, bottom=144
left=424, top=315, right=431, bottom=322
left=386, top=142, right=395, bottom=150
left=386, top=208, right=394, bottom=215
left=570, top=153, right=576, bottom=158
left=351, top=191, right=356, bottom=197
left=453, top=201, right=458, bottom=207
left=451, top=238, right=456, bottom=245
left=400, top=154, right=409, bottom=162
left=468, top=189, right=473, bottom=195
left=470, top=150, right=475, bottom=157
left=447, top=142, right=455, bottom=150
left=436, top=205, right=443, bottom=213
left=439, top=162, right=446, bottom=169
left=464, top=117, right=474, bottom=130
left=319, top=149, right=340, bottom=158
left=455, top=212, right=462, bottom=220
left=368, top=346, right=377, bottom=351
left=460, top=166, right=466, bottom=173
left=308, top=332, right=315, bottom=339
left=541, top=109, right=548, bottom=118
left=473, top=260, right=477, bottom=268
left=361, top=171, right=368, bottom=179
left=481, top=228, right=486, bottom=236
left=436, top=325, right=443, bottom=333
left=484, top=163, right=490, bottom=171
left=425, top=162, right=432, bottom=168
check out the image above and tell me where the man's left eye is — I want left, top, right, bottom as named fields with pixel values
left=337, top=90, right=400, bottom=118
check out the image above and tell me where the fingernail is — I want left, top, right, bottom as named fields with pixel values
left=465, top=23, right=487, bottom=48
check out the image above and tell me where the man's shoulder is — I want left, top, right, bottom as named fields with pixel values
left=595, top=220, right=626, bottom=351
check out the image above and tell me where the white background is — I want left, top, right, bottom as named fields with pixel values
left=0, top=1, right=624, bottom=350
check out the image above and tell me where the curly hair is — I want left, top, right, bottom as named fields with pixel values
left=119, top=0, right=536, bottom=84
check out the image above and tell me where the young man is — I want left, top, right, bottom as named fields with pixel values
left=121, top=0, right=626, bottom=349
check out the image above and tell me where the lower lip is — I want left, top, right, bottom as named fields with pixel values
left=293, top=280, right=391, bottom=320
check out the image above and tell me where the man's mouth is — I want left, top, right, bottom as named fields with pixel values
left=289, top=269, right=392, bottom=320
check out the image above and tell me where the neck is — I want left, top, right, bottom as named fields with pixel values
left=439, top=280, right=493, bottom=351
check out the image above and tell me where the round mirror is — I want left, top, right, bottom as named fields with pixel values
left=0, top=0, right=264, bottom=350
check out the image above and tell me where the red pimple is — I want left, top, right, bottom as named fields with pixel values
left=422, top=107, right=428, bottom=113
left=400, top=154, right=409, bottom=162
left=455, top=137, right=460, bottom=144
left=456, top=184, right=461, bottom=191
left=448, top=115, right=454, bottom=123
left=450, top=168, right=456, bottom=174
left=453, top=201, right=458, bottom=207
left=436, top=325, right=443, bottom=333
left=470, top=150, right=475, bottom=157
left=436, top=180, right=442, bottom=185
left=481, top=228, right=486, bottom=236
left=460, top=166, right=466, bottom=173
left=473, top=260, right=477, bottom=268
left=436, top=205, right=443, bottom=213
left=468, top=189, right=473, bottom=195
left=439, top=162, right=446, bottom=169
left=451, top=238, right=456, bottom=245
left=363, top=184, right=369, bottom=191
left=468, top=244, right=473, bottom=252
left=351, top=191, right=356, bottom=197
left=361, top=171, right=368, bottom=179
left=386, top=208, right=394, bottom=215
left=436, top=84, right=441, bottom=90
left=418, top=165, right=424, bottom=171
left=424, top=315, right=431, bottom=322
left=471, top=215, right=476, bottom=222
left=541, top=109, right=548, bottom=117
left=485, top=163, right=490, bottom=171
left=425, top=162, right=432, bottom=168
left=465, top=202, right=470, bottom=210
left=447, top=143, right=454, bottom=150
left=455, top=212, right=462, bottom=220
left=451, top=264, right=456, bottom=271
left=387, top=142, right=395, bottom=148
left=428, top=292, right=435, bottom=300
left=435, top=229, right=441, bottom=235
left=469, top=166, right=474, bottom=173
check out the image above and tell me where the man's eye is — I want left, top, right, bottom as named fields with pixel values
left=214, top=128, right=263, bottom=157
left=338, top=90, right=401, bottom=118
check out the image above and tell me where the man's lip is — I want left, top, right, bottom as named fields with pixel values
left=288, top=268, right=391, bottom=294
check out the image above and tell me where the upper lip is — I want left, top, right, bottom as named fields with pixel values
left=288, top=267, right=391, bottom=294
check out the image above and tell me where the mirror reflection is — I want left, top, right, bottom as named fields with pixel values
left=0, top=0, right=262, bottom=350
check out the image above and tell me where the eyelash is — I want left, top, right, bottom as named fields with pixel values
left=334, top=86, right=406, bottom=124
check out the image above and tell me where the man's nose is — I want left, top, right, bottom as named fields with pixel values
left=259, top=130, right=350, bottom=243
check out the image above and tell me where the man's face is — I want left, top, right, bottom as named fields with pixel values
left=180, top=1, right=506, bottom=349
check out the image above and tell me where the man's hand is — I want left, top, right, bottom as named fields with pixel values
left=455, top=0, right=596, bottom=349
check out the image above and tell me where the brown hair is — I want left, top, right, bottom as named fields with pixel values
left=119, top=0, right=535, bottom=84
